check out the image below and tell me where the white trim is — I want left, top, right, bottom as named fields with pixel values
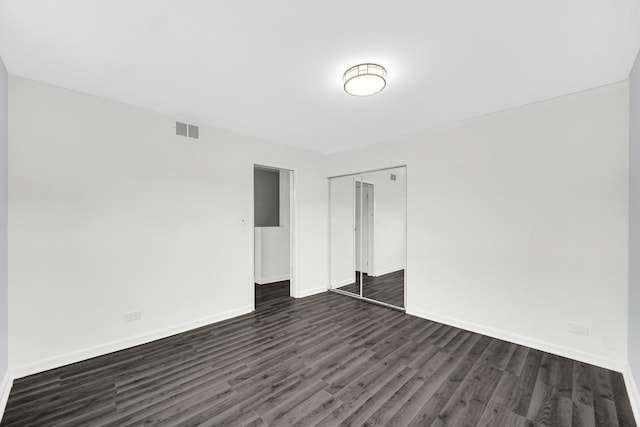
left=0, top=371, right=13, bottom=423
left=331, top=277, right=356, bottom=288
left=255, top=275, right=290, bottom=285
left=11, top=306, right=253, bottom=379
left=327, top=177, right=332, bottom=298
left=296, top=286, right=328, bottom=299
left=373, top=266, right=404, bottom=277
left=405, top=306, right=627, bottom=372
left=253, top=228, right=262, bottom=290
left=288, top=170, right=296, bottom=299
left=624, top=365, right=640, bottom=423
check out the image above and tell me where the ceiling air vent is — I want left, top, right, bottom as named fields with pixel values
left=175, top=121, right=199, bottom=139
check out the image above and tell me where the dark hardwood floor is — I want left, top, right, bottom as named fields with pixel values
left=1, top=282, right=636, bottom=426
left=255, top=280, right=292, bottom=311
left=337, top=269, right=404, bottom=308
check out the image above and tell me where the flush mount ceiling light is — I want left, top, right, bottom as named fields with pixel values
left=343, top=63, right=387, bottom=96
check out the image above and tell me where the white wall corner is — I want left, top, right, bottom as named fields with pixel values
left=405, top=306, right=628, bottom=373
left=625, top=365, right=640, bottom=424
left=10, top=305, right=253, bottom=380
left=0, top=371, right=13, bottom=423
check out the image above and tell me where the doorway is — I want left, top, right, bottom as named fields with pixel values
left=253, top=165, right=295, bottom=310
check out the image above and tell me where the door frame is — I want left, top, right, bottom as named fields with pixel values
left=251, top=164, right=296, bottom=310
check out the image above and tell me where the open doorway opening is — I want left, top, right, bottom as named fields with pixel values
left=253, top=165, right=294, bottom=310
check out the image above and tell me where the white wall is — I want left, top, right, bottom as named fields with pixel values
left=254, top=170, right=290, bottom=284
left=4, top=72, right=634, bottom=394
left=0, top=57, right=9, bottom=416
left=629, top=49, right=640, bottom=412
left=8, top=77, right=328, bottom=376
left=326, top=81, right=630, bottom=369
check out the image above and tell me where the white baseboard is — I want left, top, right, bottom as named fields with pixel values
left=296, top=286, right=328, bottom=299
left=372, top=266, right=404, bottom=277
left=255, top=275, right=290, bottom=285
left=405, top=306, right=626, bottom=373
left=330, top=278, right=355, bottom=288
left=11, top=306, right=253, bottom=379
left=624, top=365, right=640, bottom=424
left=0, top=370, right=13, bottom=423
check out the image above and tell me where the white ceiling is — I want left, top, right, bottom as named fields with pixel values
left=1, top=1, right=639, bottom=153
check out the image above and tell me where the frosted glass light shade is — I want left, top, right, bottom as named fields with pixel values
left=343, top=63, right=387, bottom=96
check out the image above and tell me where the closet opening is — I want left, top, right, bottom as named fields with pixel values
left=329, top=166, right=407, bottom=310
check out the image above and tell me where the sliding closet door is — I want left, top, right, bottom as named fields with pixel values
left=330, top=167, right=406, bottom=310
left=329, top=174, right=360, bottom=296
left=360, top=167, right=406, bottom=308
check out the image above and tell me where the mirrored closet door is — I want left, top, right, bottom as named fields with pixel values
left=329, top=166, right=406, bottom=310
left=329, top=173, right=361, bottom=297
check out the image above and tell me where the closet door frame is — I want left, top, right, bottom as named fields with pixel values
left=328, top=165, right=407, bottom=312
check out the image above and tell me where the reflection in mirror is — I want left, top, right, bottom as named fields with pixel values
left=329, top=174, right=360, bottom=296
left=360, top=167, right=406, bottom=308
left=355, top=178, right=363, bottom=296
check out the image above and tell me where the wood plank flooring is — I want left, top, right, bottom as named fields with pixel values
left=337, top=269, right=405, bottom=308
left=255, top=280, right=292, bottom=311
left=1, top=282, right=636, bottom=426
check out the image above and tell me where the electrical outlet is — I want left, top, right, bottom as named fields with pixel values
left=124, top=311, right=142, bottom=323
left=568, top=321, right=589, bottom=335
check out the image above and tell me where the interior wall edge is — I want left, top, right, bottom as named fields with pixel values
left=9, top=305, right=252, bottom=380
left=0, top=370, right=12, bottom=423
left=406, top=306, right=627, bottom=373
left=624, top=364, right=640, bottom=423
left=330, top=80, right=629, bottom=371
left=628, top=43, right=640, bottom=425
left=8, top=76, right=328, bottom=371
left=0, top=54, right=8, bottom=426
